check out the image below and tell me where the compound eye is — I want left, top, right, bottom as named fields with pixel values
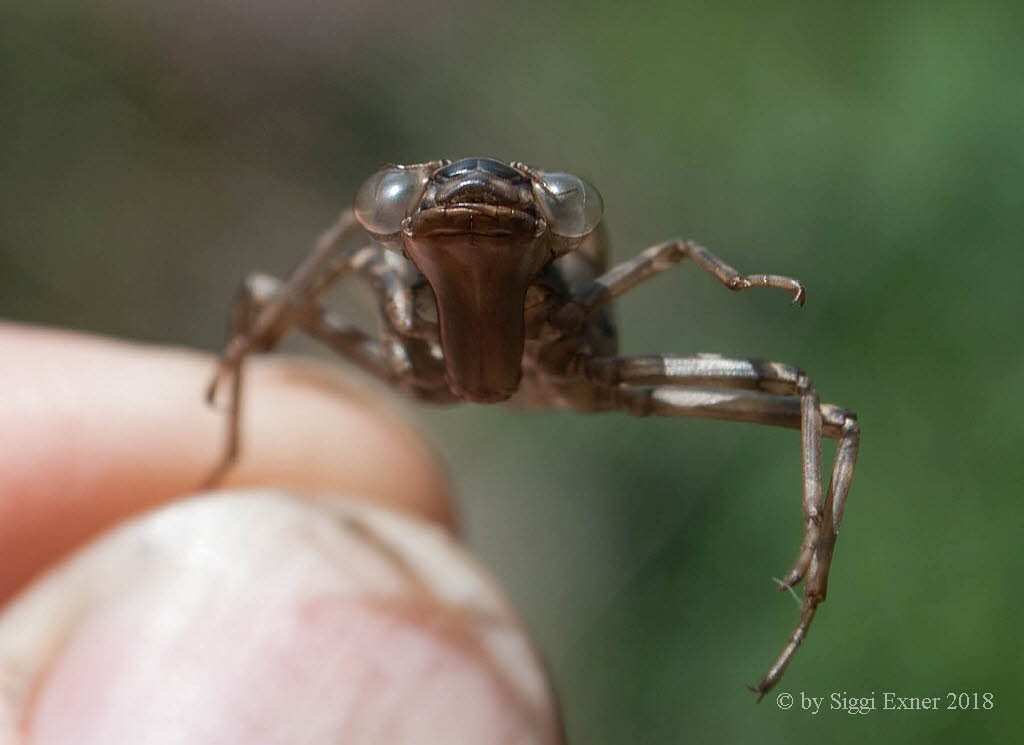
left=531, top=171, right=603, bottom=238
left=354, top=165, right=431, bottom=235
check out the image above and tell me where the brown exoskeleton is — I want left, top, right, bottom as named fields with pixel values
left=205, top=157, right=860, bottom=698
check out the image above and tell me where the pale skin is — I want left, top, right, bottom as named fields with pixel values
left=0, top=323, right=562, bottom=745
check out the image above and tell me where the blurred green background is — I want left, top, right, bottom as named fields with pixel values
left=3, top=1, right=1021, bottom=742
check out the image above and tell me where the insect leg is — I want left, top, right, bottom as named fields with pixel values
left=585, top=355, right=824, bottom=582
left=581, top=354, right=859, bottom=698
left=206, top=210, right=367, bottom=403
left=204, top=209, right=373, bottom=485
left=248, top=272, right=394, bottom=376
left=554, top=239, right=805, bottom=331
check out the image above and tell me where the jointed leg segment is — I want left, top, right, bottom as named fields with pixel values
left=204, top=210, right=391, bottom=486
left=203, top=270, right=391, bottom=487
left=581, top=354, right=859, bottom=697
left=555, top=238, right=806, bottom=331
left=206, top=210, right=368, bottom=407
left=560, top=238, right=855, bottom=696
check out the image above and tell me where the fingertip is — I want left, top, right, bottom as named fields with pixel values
left=2, top=492, right=561, bottom=745
left=0, top=324, right=455, bottom=602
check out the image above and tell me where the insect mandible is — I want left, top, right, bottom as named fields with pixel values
left=205, top=157, right=860, bottom=698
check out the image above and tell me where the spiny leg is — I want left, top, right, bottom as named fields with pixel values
left=205, top=209, right=375, bottom=485
left=561, top=239, right=817, bottom=600
left=206, top=209, right=367, bottom=405
left=585, top=354, right=823, bottom=588
left=586, top=355, right=831, bottom=587
left=249, top=273, right=395, bottom=377
left=554, top=238, right=806, bottom=331
left=782, top=378, right=823, bottom=592
left=755, top=414, right=858, bottom=698
left=581, top=354, right=859, bottom=697
left=204, top=268, right=397, bottom=487
left=203, top=278, right=258, bottom=488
